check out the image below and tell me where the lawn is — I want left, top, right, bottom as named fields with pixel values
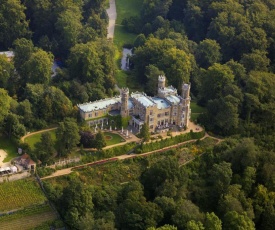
left=113, top=0, right=143, bottom=50
left=114, top=26, right=138, bottom=49
left=115, top=70, right=128, bottom=88
left=115, top=0, right=143, bottom=25
left=191, top=113, right=201, bottom=122
left=104, top=132, right=126, bottom=146
left=24, top=130, right=57, bottom=150
left=0, top=178, right=47, bottom=212
left=0, top=135, right=18, bottom=162
left=190, top=102, right=207, bottom=113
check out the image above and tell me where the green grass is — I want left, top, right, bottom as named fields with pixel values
left=190, top=102, right=207, bottom=113
left=115, top=70, right=128, bottom=87
left=0, top=135, right=18, bottom=162
left=24, top=130, right=56, bottom=150
left=115, top=0, right=143, bottom=24
left=104, top=132, right=126, bottom=146
left=113, top=0, right=143, bottom=53
left=114, top=26, right=138, bottom=49
left=191, top=113, right=201, bottom=122
left=0, top=178, right=47, bottom=212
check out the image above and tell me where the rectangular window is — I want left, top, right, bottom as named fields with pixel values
left=165, top=112, right=169, bottom=116
left=89, top=113, right=92, bottom=118
left=150, top=110, right=153, bottom=115
left=95, top=112, right=98, bottom=117
left=150, top=125, right=154, bottom=129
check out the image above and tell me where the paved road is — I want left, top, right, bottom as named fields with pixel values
left=106, top=0, right=117, bottom=39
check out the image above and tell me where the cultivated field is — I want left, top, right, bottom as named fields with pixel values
left=0, top=178, right=47, bottom=212
left=0, top=204, right=58, bottom=230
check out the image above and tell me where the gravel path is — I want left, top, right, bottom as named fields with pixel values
left=20, top=127, right=57, bottom=143
left=106, top=0, right=117, bottom=39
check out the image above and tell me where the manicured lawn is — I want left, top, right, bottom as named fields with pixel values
left=0, top=135, right=18, bottom=162
left=24, top=130, right=57, bottom=150
left=104, top=132, right=126, bottom=146
left=191, top=102, right=207, bottom=113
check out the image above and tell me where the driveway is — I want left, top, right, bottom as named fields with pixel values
left=106, top=0, right=117, bottom=39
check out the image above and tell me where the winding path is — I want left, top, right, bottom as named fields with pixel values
left=106, top=0, right=117, bottom=39
left=41, top=132, right=221, bottom=180
left=20, top=127, right=57, bottom=143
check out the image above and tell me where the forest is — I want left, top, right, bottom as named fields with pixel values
left=0, top=0, right=275, bottom=229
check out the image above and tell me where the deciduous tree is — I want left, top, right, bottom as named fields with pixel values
left=56, top=118, right=80, bottom=156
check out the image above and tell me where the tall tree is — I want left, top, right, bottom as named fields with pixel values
left=95, top=131, right=106, bottom=150
left=56, top=118, right=80, bottom=156
left=33, top=132, right=56, bottom=163
left=55, top=8, right=83, bottom=53
left=195, top=39, right=222, bottom=68
left=0, top=88, right=11, bottom=124
left=3, top=113, right=26, bottom=139
left=205, top=212, right=222, bottom=230
left=140, top=123, right=151, bottom=142
left=199, top=63, right=235, bottom=104
left=0, top=55, right=14, bottom=89
left=0, top=0, right=30, bottom=49
left=23, top=49, right=54, bottom=84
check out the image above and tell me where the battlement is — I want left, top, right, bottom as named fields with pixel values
left=158, top=75, right=166, bottom=82
left=121, top=87, right=129, bottom=94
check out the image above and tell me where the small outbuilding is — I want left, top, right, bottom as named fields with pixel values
left=14, top=154, right=36, bottom=172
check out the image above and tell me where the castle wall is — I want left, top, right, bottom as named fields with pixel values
left=79, top=76, right=191, bottom=131
left=81, top=102, right=120, bottom=120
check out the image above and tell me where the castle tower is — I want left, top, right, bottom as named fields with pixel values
left=182, top=83, right=190, bottom=99
left=158, top=75, right=166, bottom=89
left=120, top=88, right=129, bottom=117
left=181, top=83, right=191, bottom=128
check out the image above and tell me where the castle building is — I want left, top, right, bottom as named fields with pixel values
left=78, top=76, right=191, bottom=132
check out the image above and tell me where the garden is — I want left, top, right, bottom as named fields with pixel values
left=104, top=132, right=125, bottom=146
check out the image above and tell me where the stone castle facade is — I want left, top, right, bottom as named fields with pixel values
left=78, top=76, right=191, bottom=132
